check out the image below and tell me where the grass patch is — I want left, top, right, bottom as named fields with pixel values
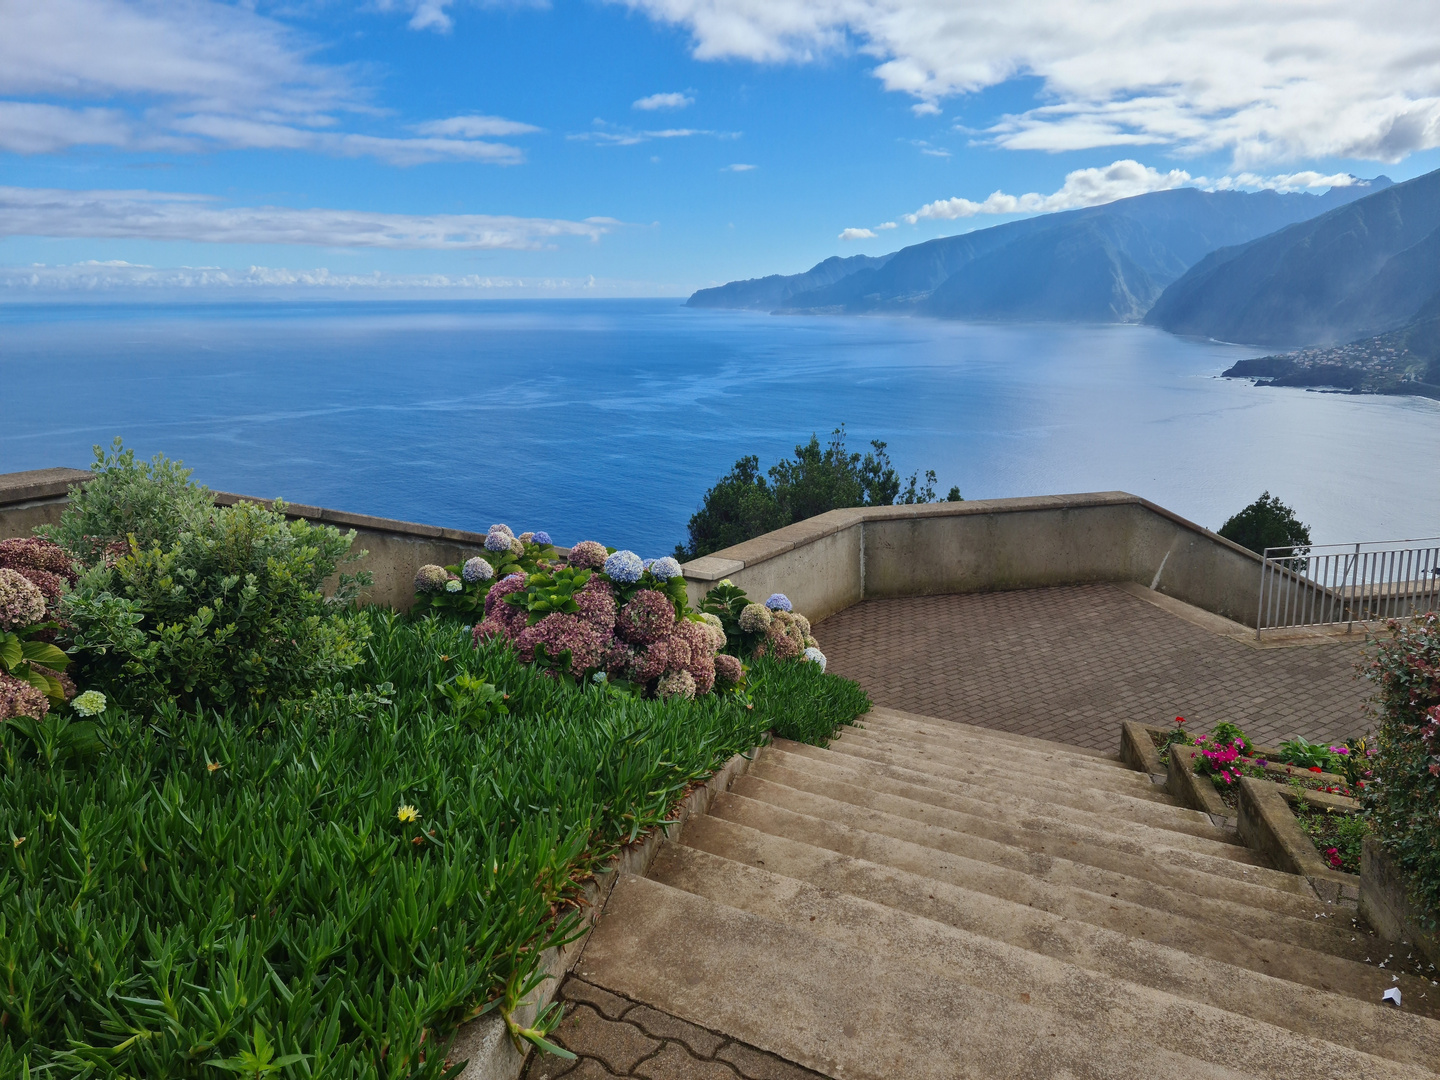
left=1, top=611, right=866, bottom=1078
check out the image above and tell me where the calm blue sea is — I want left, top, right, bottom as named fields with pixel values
left=2, top=298, right=1437, bottom=552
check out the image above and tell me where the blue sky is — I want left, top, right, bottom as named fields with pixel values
left=2, top=0, right=1438, bottom=297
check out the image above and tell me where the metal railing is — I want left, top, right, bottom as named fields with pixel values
left=1257, top=536, right=1440, bottom=637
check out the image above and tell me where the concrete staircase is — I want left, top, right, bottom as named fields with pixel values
left=575, top=707, right=1440, bottom=1079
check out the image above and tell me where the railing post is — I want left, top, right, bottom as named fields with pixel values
left=1346, top=542, right=1360, bottom=633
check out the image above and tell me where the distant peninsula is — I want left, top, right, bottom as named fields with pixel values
left=1222, top=311, right=1440, bottom=400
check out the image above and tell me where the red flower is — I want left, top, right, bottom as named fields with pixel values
left=1309, top=766, right=1323, bottom=773
left=1175, top=716, right=1186, bottom=725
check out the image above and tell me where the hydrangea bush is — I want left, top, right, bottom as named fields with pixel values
left=411, top=525, right=558, bottom=616
left=416, top=546, right=825, bottom=698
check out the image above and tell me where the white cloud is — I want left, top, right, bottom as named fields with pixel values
left=570, top=121, right=737, bottom=145
left=839, top=227, right=877, bottom=240
left=0, top=1, right=534, bottom=165
left=634, top=92, right=695, bottom=110
left=723, top=163, right=757, bottom=171
left=0, top=261, right=595, bottom=292
left=900, top=159, right=1373, bottom=224
left=0, top=187, right=612, bottom=250
left=617, top=0, right=1440, bottom=164
left=875, top=221, right=896, bottom=229
left=415, top=115, right=543, bottom=137
left=904, top=159, right=1191, bottom=222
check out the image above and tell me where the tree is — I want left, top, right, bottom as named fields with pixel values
left=675, top=426, right=961, bottom=560
left=1217, top=492, right=1311, bottom=555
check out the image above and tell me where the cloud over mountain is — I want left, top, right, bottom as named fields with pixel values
left=617, top=0, right=1440, bottom=164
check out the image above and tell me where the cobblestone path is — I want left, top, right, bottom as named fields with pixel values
left=817, top=583, right=1373, bottom=752
left=521, top=978, right=824, bottom=1080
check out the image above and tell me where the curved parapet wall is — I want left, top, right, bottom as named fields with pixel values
left=680, top=492, right=1281, bottom=628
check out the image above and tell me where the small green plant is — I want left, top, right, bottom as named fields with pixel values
left=39, top=438, right=215, bottom=563
left=1154, top=715, right=1193, bottom=764
left=1276, top=734, right=1342, bottom=772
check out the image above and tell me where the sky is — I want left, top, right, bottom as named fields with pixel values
left=2, top=0, right=1439, bottom=298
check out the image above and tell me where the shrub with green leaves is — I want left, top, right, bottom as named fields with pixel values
left=63, top=497, right=372, bottom=710
left=40, top=439, right=215, bottom=563
left=1217, top=491, right=1311, bottom=556
left=1361, top=613, right=1440, bottom=925
left=0, top=611, right=866, bottom=1077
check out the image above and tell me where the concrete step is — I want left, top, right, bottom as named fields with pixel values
left=652, top=841, right=1440, bottom=1069
left=766, top=743, right=1226, bottom=846
left=579, top=874, right=1253, bottom=1080
left=751, top=749, right=1245, bottom=857
left=706, top=791, right=1375, bottom=959
left=732, top=774, right=1308, bottom=901
left=818, top=733, right=1173, bottom=803
left=582, top=871, right=1431, bottom=1080
left=743, top=761, right=1266, bottom=873
left=845, top=717, right=1139, bottom=783
left=676, top=815, right=1440, bottom=1033
left=866, top=706, right=1120, bottom=763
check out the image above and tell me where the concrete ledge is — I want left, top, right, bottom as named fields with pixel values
left=0, top=467, right=91, bottom=504
left=449, top=741, right=765, bottom=1080
left=1361, top=837, right=1440, bottom=969
left=1119, top=721, right=1166, bottom=779
left=1236, top=777, right=1359, bottom=904
left=1164, top=744, right=1232, bottom=826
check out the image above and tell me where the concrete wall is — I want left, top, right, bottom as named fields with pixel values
left=0, top=467, right=491, bottom=611
left=681, top=491, right=1276, bottom=627
left=1, top=468, right=1293, bottom=625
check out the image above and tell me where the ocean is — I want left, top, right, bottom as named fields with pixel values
left=2, top=298, right=1437, bottom=554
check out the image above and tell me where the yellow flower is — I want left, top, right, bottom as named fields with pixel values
left=12, top=836, right=25, bottom=848
left=207, top=761, right=222, bottom=773
left=397, top=804, right=420, bottom=824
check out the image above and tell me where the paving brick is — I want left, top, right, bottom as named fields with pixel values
left=715, top=1042, right=827, bottom=1079
left=562, top=978, right=634, bottom=1020
left=633, top=1043, right=740, bottom=1079
left=547, top=1005, right=660, bottom=1074
left=626, top=1005, right=726, bottom=1057
left=819, top=584, right=1370, bottom=752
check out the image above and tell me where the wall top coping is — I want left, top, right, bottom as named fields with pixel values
left=0, top=467, right=92, bottom=504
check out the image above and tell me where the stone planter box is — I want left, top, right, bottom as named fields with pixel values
left=450, top=742, right=764, bottom=1080
left=1236, top=777, right=1359, bottom=904
left=1361, top=836, right=1440, bottom=971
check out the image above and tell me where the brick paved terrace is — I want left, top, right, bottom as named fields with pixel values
left=817, top=583, right=1373, bottom=752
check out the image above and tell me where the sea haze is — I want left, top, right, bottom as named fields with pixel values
left=2, top=299, right=1437, bottom=552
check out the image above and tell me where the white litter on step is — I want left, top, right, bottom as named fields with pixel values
left=1383, top=988, right=1403, bottom=1007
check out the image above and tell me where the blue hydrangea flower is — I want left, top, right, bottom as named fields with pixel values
left=648, top=556, right=683, bottom=581
left=802, top=646, right=826, bottom=672
left=484, top=532, right=511, bottom=552
left=604, top=550, right=645, bottom=584
left=533, top=531, right=552, bottom=546
left=463, top=557, right=494, bottom=583
left=765, top=593, right=793, bottom=612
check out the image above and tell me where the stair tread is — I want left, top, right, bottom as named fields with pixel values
left=740, top=764, right=1266, bottom=872
left=753, top=748, right=1245, bottom=856
left=653, top=840, right=1440, bottom=1064
left=673, top=818, right=1440, bottom=1036
left=732, top=775, right=1311, bottom=901
left=581, top=873, right=1430, bottom=1080
left=819, top=735, right=1173, bottom=802
left=707, top=790, right=1375, bottom=956
left=846, top=719, right=1136, bottom=779
left=768, top=740, right=1222, bottom=839
left=866, top=706, right=1117, bottom=761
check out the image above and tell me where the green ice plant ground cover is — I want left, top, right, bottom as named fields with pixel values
left=1, top=610, right=869, bottom=1078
